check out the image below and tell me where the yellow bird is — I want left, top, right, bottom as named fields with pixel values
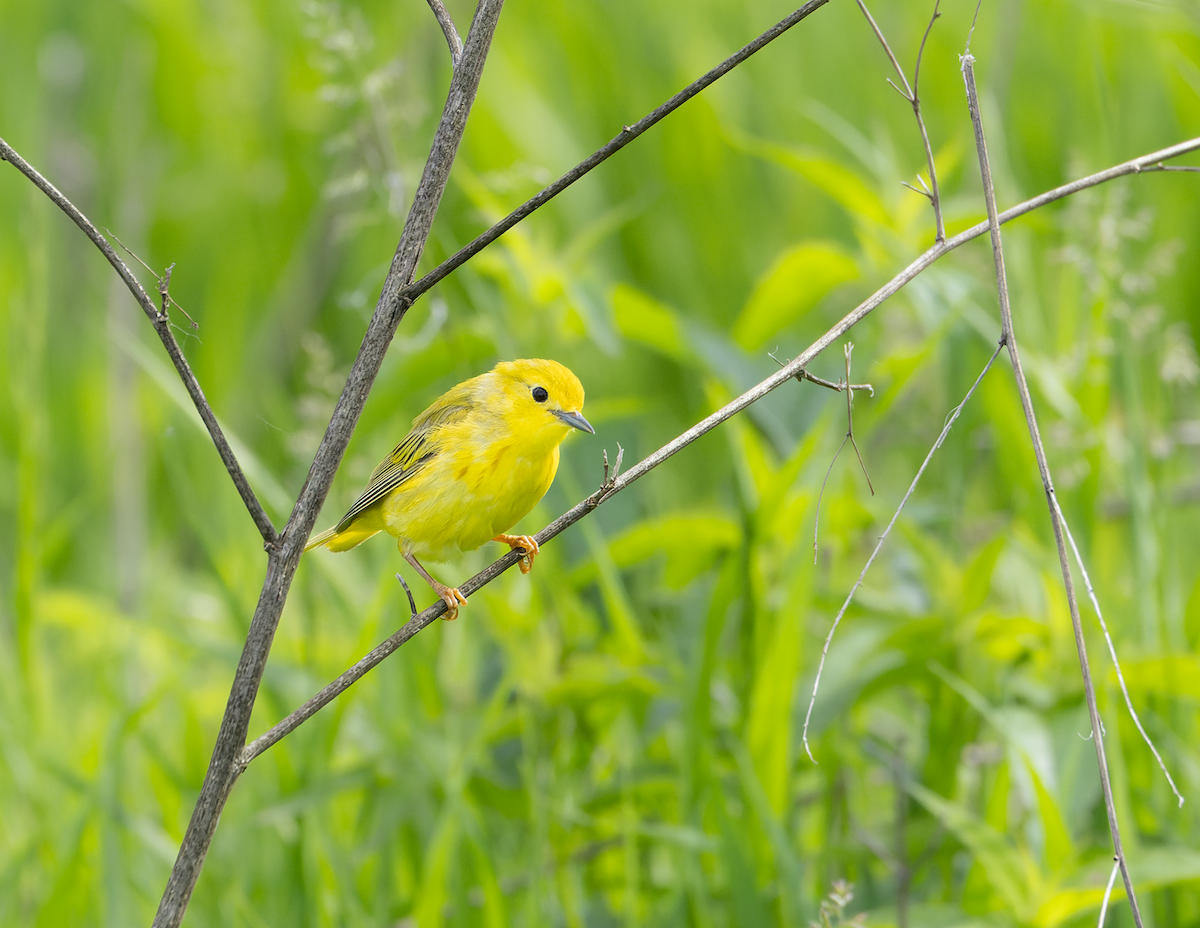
left=305, top=358, right=593, bottom=620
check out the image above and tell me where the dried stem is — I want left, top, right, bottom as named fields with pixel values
left=0, top=138, right=278, bottom=546
left=1098, top=858, right=1121, bottom=928
left=813, top=344, right=873, bottom=563
left=855, top=0, right=946, bottom=242
left=768, top=350, right=874, bottom=395
left=1053, top=497, right=1184, bottom=806
left=426, top=0, right=463, bottom=67
left=843, top=343, right=874, bottom=495
left=242, top=138, right=1200, bottom=767
left=961, top=51, right=1144, bottom=928
left=803, top=339, right=1005, bottom=759
left=146, top=2, right=508, bottom=924
left=395, top=0, right=834, bottom=305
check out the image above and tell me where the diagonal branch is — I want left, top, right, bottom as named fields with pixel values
left=1053, top=498, right=1184, bottom=807
left=394, top=0, right=834, bottom=305
left=0, top=138, right=279, bottom=546
left=426, top=0, right=463, bottom=67
left=803, top=338, right=1005, bottom=759
left=149, top=2, right=507, bottom=925
left=855, top=0, right=946, bottom=242
left=961, top=51, right=1145, bottom=928
left=238, top=138, right=1200, bottom=766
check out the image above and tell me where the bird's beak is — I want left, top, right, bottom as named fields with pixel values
left=553, top=409, right=595, bottom=434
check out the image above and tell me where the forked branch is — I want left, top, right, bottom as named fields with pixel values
left=856, top=0, right=946, bottom=242
left=0, top=138, right=279, bottom=546
left=961, top=50, right=1144, bottom=928
left=240, top=138, right=1200, bottom=767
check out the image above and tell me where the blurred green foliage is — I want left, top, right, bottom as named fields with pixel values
left=3, top=0, right=1200, bottom=925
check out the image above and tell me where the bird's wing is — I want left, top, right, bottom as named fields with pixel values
left=334, top=399, right=474, bottom=532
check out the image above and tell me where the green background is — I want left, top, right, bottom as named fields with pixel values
left=2, top=0, right=1200, bottom=925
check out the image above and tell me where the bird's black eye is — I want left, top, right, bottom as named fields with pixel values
left=532, top=386, right=549, bottom=403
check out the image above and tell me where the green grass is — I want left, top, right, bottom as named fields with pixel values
left=2, top=0, right=1200, bottom=925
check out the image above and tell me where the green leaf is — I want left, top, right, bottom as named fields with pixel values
left=732, top=242, right=858, bottom=350
left=611, top=283, right=691, bottom=362
left=909, top=783, right=1039, bottom=920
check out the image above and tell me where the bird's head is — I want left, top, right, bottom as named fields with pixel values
left=492, top=358, right=594, bottom=448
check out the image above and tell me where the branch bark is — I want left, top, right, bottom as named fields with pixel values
left=426, top=0, right=463, bottom=67
left=394, top=0, right=833, bottom=306
left=0, top=138, right=279, bottom=546
left=961, top=51, right=1144, bottom=928
left=240, top=136, right=1200, bottom=767
left=149, top=2, right=506, bottom=924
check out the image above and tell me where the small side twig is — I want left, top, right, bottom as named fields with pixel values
left=602, top=444, right=625, bottom=492
left=0, top=137, right=278, bottom=546
left=106, top=228, right=198, bottom=328
left=961, top=50, right=1144, bottom=928
left=855, top=0, right=945, bottom=242
left=812, top=343, right=874, bottom=564
left=843, top=344, right=874, bottom=496
left=425, top=0, right=463, bottom=67
left=803, top=338, right=1004, bottom=759
left=769, top=350, right=874, bottom=395
left=240, top=139, right=1200, bottom=768
left=1053, top=498, right=1185, bottom=807
left=1098, top=858, right=1121, bottom=928
left=395, top=0, right=835, bottom=305
left=395, top=573, right=418, bottom=620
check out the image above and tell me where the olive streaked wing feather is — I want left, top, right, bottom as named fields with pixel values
left=334, top=403, right=471, bottom=531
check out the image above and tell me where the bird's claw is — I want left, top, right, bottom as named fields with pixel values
left=494, top=534, right=539, bottom=574
left=437, top=585, right=468, bottom=621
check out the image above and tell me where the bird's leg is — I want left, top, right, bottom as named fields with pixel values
left=402, top=550, right=467, bottom=621
left=493, top=533, right=540, bottom=574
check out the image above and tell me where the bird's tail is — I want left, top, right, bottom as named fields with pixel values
left=304, top=524, right=380, bottom=552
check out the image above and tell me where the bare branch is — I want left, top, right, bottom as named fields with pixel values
left=426, top=0, right=463, bottom=67
left=961, top=51, right=1145, bottom=928
left=855, top=0, right=913, bottom=98
left=856, top=0, right=945, bottom=242
left=240, top=137, right=1200, bottom=767
left=395, top=0, right=834, bottom=305
left=813, top=433, right=850, bottom=565
left=0, top=137, right=278, bottom=546
left=1053, top=497, right=1185, bottom=806
left=1098, top=858, right=1121, bottom=928
left=911, top=2, right=944, bottom=241
left=395, top=572, right=418, bottom=620
left=803, top=339, right=1005, bottom=760
left=844, top=343, right=874, bottom=495
left=769, top=351, right=874, bottom=395
left=149, top=2, right=508, bottom=924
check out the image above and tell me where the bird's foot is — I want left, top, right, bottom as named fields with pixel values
left=432, top=582, right=468, bottom=621
left=494, top=533, right=539, bottom=574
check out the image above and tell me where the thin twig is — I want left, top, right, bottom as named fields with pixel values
left=813, top=433, right=850, bottom=565
left=855, top=0, right=945, bottom=241
left=844, top=343, right=874, bottom=495
left=602, top=444, right=625, bottom=490
left=769, top=350, right=874, bottom=394
left=911, top=1, right=945, bottom=242
left=395, top=573, right=418, bottom=620
left=1098, top=858, right=1121, bottom=928
left=106, top=228, right=198, bottom=327
left=148, top=3, right=509, bottom=925
left=426, top=0, right=463, bottom=67
left=961, top=51, right=1144, bottom=928
left=240, top=138, right=1200, bottom=767
left=1053, top=497, right=1185, bottom=807
left=0, top=137, right=278, bottom=546
left=394, top=0, right=834, bottom=306
left=803, top=339, right=1005, bottom=760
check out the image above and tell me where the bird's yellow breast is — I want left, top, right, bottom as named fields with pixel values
left=380, top=426, right=560, bottom=560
